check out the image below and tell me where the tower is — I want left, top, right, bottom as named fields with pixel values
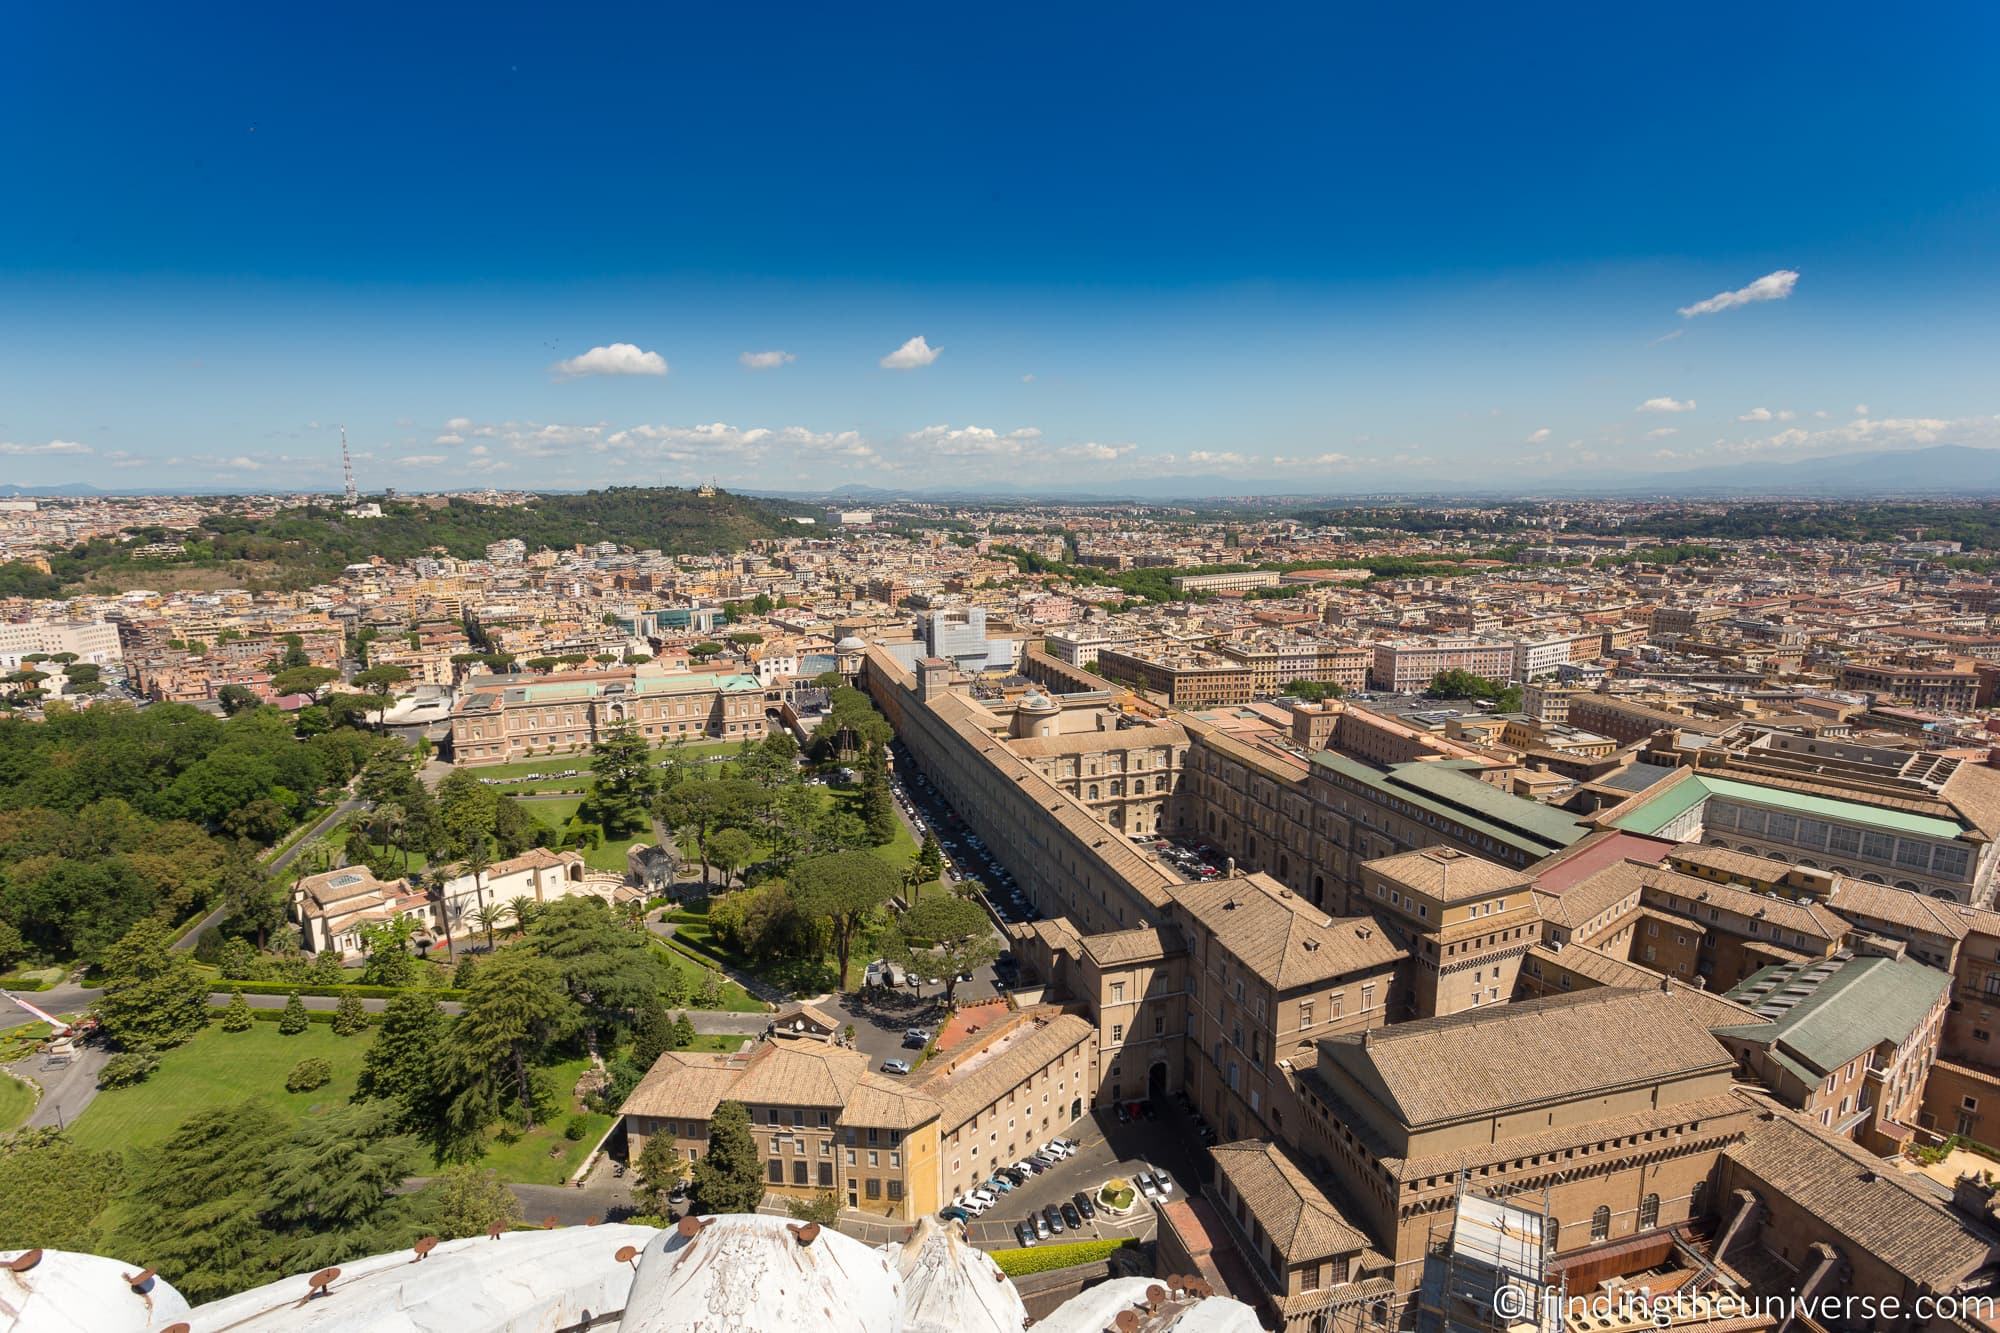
left=341, top=425, right=357, bottom=506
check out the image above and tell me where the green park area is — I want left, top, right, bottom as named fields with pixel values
left=69, top=1025, right=367, bottom=1155
left=0, top=1071, right=35, bottom=1133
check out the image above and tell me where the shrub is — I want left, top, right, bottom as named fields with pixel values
left=330, top=994, right=369, bottom=1036
left=209, top=979, right=467, bottom=1001
left=991, top=1238, right=1128, bottom=1278
left=97, top=1051, right=160, bottom=1089
left=563, top=1113, right=591, bottom=1141
left=285, top=1057, right=333, bottom=1092
left=220, top=990, right=254, bottom=1032
left=277, top=991, right=309, bottom=1035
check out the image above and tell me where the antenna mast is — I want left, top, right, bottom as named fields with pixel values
left=341, top=426, right=357, bottom=506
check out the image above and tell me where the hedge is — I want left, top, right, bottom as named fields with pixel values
left=0, top=975, right=53, bottom=992
left=991, top=1239, right=1131, bottom=1278
left=219, top=1007, right=383, bottom=1028
left=208, top=980, right=466, bottom=1001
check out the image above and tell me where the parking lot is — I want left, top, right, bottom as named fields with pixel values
left=945, top=1101, right=1208, bottom=1252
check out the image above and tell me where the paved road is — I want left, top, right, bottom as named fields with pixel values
left=2, top=1046, right=108, bottom=1132
left=170, top=796, right=361, bottom=953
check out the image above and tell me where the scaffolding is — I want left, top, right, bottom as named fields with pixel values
left=1417, top=1171, right=1566, bottom=1333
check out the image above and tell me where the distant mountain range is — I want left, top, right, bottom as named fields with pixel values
left=14, top=444, right=2000, bottom=504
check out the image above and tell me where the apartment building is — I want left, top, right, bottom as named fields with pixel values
left=1175, top=570, right=1282, bottom=594
left=1218, top=638, right=1371, bottom=695
left=1367, top=638, right=1514, bottom=693
left=1042, top=623, right=1138, bottom=668
left=1095, top=646, right=1256, bottom=707
left=1835, top=660, right=1980, bottom=712
left=0, top=617, right=121, bottom=670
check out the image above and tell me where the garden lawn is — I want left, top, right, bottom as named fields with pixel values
left=520, top=796, right=647, bottom=873
left=67, top=1024, right=369, bottom=1155
left=470, top=1056, right=611, bottom=1186
left=649, top=936, right=765, bottom=1012
left=0, top=1070, right=35, bottom=1132
left=451, top=739, right=740, bottom=785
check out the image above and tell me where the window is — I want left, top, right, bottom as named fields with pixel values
left=1110, top=981, right=1125, bottom=1003
left=1591, top=1206, right=1610, bottom=1241
left=1112, top=1024, right=1124, bottom=1043
left=1639, top=1194, right=1659, bottom=1229
left=866, top=1179, right=881, bottom=1200
left=768, top=1160, right=784, bottom=1183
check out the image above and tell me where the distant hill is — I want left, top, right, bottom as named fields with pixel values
left=1627, top=445, right=2000, bottom=495
left=0, top=486, right=817, bottom=598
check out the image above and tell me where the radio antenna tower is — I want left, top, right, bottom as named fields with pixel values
left=340, top=426, right=358, bottom=506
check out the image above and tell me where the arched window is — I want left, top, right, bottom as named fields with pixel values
left=1639, top=1194, right=1659, bottom=1229
left=1543, top=1216, right=1560, bottom=1252
left=1591, top=1206, right=1610, bottom=1241
left=1087, top=784, right=1099, bottom=800
left=1690, top=1181, right=1707, bottom=1217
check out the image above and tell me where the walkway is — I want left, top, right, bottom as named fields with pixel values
left=171, top=794, right=361, bottom=952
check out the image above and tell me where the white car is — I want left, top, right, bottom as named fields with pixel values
left=1136, top=1172, right=1162, bottom=1199
left=966, top=1188, right=997, bottom=1211
left=1040, top=1140, right=1073, bottom=1159
left=1151, top=1169, right=1175, bottom=1197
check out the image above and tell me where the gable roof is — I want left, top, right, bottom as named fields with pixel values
left=1210, top=1139, right=1374, bottom=1264
left=1169, top=874, right=1405, bottom=992
left=1320, top=988, right=1733, bottom=1128
left=1717, top=953, right=1950, bottom=1079
left=1725, top=1110, right=1997, bottom=1288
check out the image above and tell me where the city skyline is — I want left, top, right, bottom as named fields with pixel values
left=3, top=4, right=1997, bottom=492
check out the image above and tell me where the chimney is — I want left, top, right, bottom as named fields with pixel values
left=1225, top=856, right=1236, bottom=877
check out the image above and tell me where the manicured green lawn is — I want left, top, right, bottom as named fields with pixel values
left=519, top=796, right=647, bottom=873
left=67, top=1025, right=369, bottom=1155
left=682, top=1032, right=751, bottom=1053
left=471, top=1056, right=612, bottom=1186
left=453, top=739, right=740, bottom=785
left=649, top=936, right=766, bottom=1012
left=0, top=1070, right=36, bottom=1132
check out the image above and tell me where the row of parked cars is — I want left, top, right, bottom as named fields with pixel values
left=899, top=765, right=1041, bottom=926
left=942, top=1138, right=1080, bottom=1221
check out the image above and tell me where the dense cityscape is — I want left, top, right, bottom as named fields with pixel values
left=10, top=485, right=2000, bottom=1330
left=6, top=2, right=1998, bottom=1329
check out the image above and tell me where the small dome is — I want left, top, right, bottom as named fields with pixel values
left=1018, top=689, right=1059, bottom=713
left=836, top=635, right=865, bottom=652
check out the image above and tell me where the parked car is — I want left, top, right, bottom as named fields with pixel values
left=902, top=1028, right=929, bottom=1048
left=1072, top=1190, right=1096, bottom=1220
left=880, top=1058, right=911, bottom=1075
left=1014, top=1221, right=1038, bottom=1247
left=1040, top=1140, right=1072, bottom=1159
left=1043, top=1205, right=1064, bottom=1235
left=939, top=1206, right=970, bottom=1223
left=1060, top=1202, right=1083, bottom=1230
left=1114, top=1103, right=1131, bottom=1124
left=1033, top=1213, right=1050, bottom=1239
left=987, top=1174, right=1014, bottom=1193
left=1135, top=1172, right=1161, bottom=1199
left=967, top=1188, right=997, bottom=1210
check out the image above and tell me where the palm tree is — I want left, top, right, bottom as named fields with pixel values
left=425, top=868, right=457, bottom=959
left=471, top=903, right=503, bottom=950
left=373, top=802, right=407, bottom=871
left=465, top=833, right=492, bottom=922
left=505, top=894, right=538, bottom=936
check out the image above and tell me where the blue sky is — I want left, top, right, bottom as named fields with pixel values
left=2, top=3, right=1997, bottom=493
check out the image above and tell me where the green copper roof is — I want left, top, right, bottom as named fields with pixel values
left=1611, top=773, right=1965, bottom=841
left=1311, top=752, right=1589, bottom=857
left=1717, top=954, right=1950, bottom=1079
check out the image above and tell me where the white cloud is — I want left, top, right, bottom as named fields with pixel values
left=0, top=439, right=91, bottom=456
left=1854, top=403, right=1870, bottom=416
left=1525, top=427, right=1551, bottom=444
left=553, top=343, right=669, bottom=377
left=1637, top=397, right=1697, bottom=413
left=605, top=421, right=878, bottom=466
left=739, top=350, right=795, bottom=371
left=444, top=416, right=475, bottom=431
left=1645, top=427, right=1679, bottom=440
left=880, top=335, right=940, bottom=370
left=433, top=432, right=466, bottom=445
left=1060, top=442, right=1135, bottom=462
left=1736, top=407, right=1797, bottom=422
left=1021, top=373, right=1036, bottom=383
left=1677, top=268, right=1799, bottom=318
left=906, top=424, right=1041, bottom=456
left=396, top=455, right=447, bottom=467
left=1186, top=450, right=1246, bottom=467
